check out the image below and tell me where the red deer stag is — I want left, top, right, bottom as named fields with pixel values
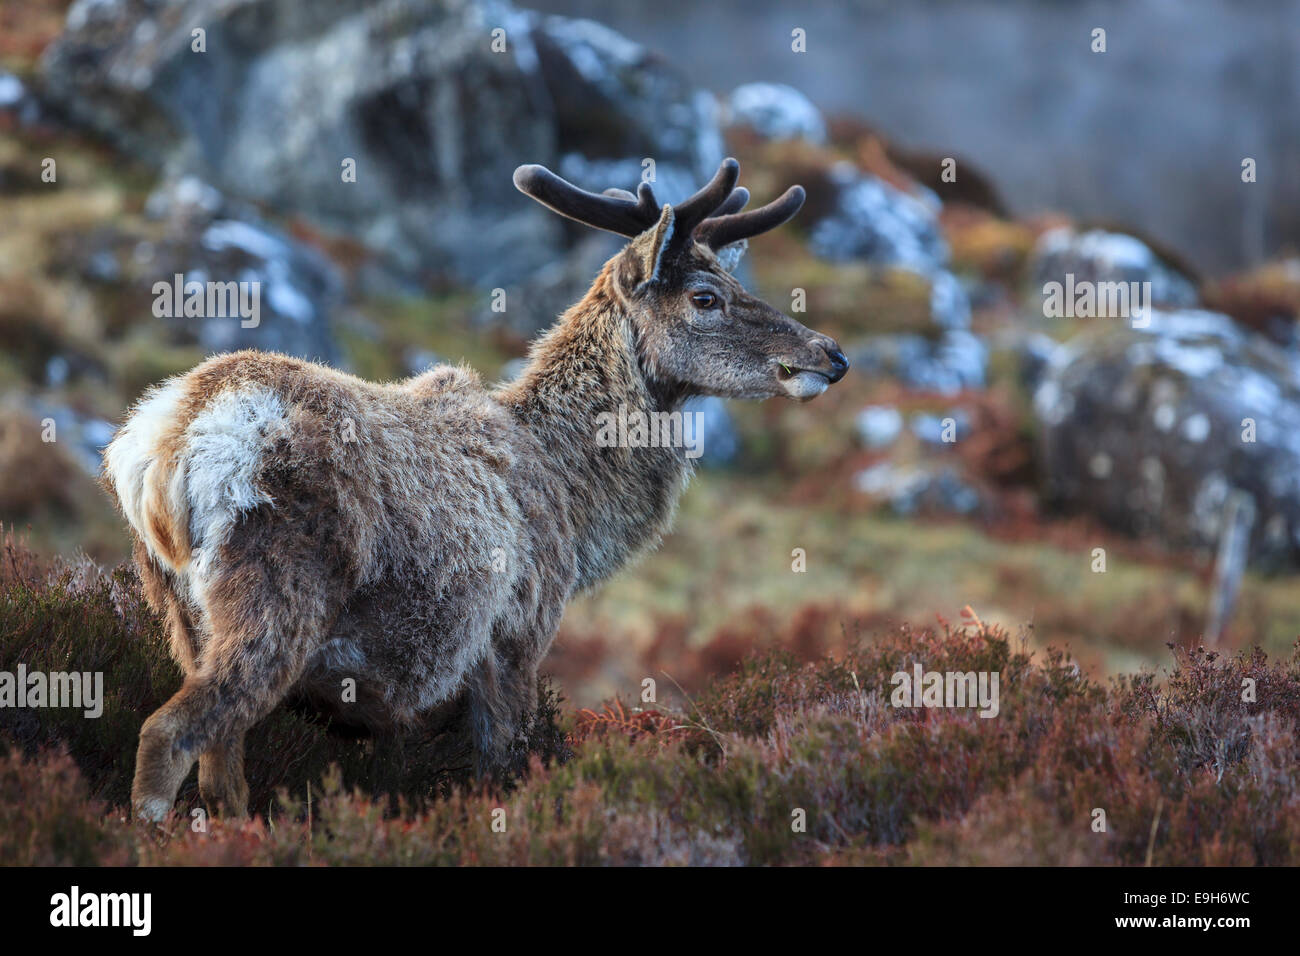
left=102, top=157, right=849, bottom=820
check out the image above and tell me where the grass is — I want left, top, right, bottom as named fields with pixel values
left=556, top=472, right=1300, bottom=700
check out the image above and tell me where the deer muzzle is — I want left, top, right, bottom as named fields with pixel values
left=775, top=338, right=849, bottom=400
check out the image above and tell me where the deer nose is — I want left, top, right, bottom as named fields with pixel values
left=823, top=344, right=849, bottom=383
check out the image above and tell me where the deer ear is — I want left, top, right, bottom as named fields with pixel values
left=616, top=204, right=676, bottom=294
left=713, top=239, right=748, bottom=274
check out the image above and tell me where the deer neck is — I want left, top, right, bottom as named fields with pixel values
left=496, top=266, right=695, bottom=591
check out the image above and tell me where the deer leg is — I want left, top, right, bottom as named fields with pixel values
left=134, top=542, right=252, bottom=818
left=501, top=654, right=540, bottom=727
left=132, top=629, right=314, bottom=821
left=465, top=651, right=513, bottom=776
left=162, top=597, right=251, bottom=817
left=464, top=643, right=545, bottom=776
left=132, top=539, right=336, bottom=822
left=197, top=735, right=248, bottom=817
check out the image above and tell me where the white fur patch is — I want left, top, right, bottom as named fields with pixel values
left=184, top=388, right=287, bottom=581
left=781, top=370, right=830, bottom=401
left=102, top=379, right=186, bottom=564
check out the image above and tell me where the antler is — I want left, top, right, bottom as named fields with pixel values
left=512, top=157, right=804, bottom=251
left=692, top=185, right=806, bottom=250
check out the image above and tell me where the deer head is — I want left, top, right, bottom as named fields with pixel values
left=513, top=158, right=848, bottom=402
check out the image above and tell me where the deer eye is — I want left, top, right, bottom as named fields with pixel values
left=691, top=291, right=718, bottom=310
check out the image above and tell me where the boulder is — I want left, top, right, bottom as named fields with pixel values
left=0, top=71, right=39, bottom=126
left=846, top=330, right=987, bottom=395
left=725, top=83, right=826, bottom=144
left=1034, top=308, right=1300, bottom=566
left=23, top=400, right=116, bottom=476
left=60, top=183, right=343, bottom=362
left=808, top=162, right=970, bottom=331
left=1030, top=227, right=1198, bottom=312
left=474, top=231, right=621, bottom=340
left=911, top=409, right=972, bottom=445
left=40, top=0, right=722, bottom=287
left=855, top=405, right=903, bottom=449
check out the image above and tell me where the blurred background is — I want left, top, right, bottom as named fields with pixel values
left=3, top=0, right=1300, bottom=704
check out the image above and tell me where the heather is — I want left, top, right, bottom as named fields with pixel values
left=4, top=539, right=1297, bottom=866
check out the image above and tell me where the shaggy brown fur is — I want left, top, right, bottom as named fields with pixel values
left=102, top=160, right=848, bottom=820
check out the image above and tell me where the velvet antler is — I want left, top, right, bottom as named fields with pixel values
left=513, top=157, right=803, bottom=251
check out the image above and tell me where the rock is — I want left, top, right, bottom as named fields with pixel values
left=809, top=163, right=946, bottom=271
left=1007, top=330, right=1061, bottom=396
left=40, top=0, right=723, bottom=288
left=926, top=270, right=972, bottom=331
left=143, top=175, right=226, bottom=227
left=555, top=154, right=708, bottom=208
left=498, top=357, right=529, bottom=383
left=24, top=399, right=116, bottom=476
left=475, top=231, right=621, bottom=340
left=191, top=219, right=342, bottom=360
left=1034, top=308, right=1300, bottom=566
left=725, top=83, right=826, bottom=144
left=61, top=209, right=343, bottom=363
left=0, top=72, right=49, bottom=184
left=911, top=410, right=971, bottom=445
left=1030, top=227, right=1199, bottom=312
left=0, top=72, right=25, bottom=109
left=808, top=162, right=970, bottom=330
left=683, top=395, right=740, bottom=468
left=854, top=462, right=983, bottom=517
left=846, top=330, right=987, bottom=395
left=0, top=70, right=43, bottom=127
left=529, top=16, right=723, bottom=186
left=855, top=405, right=903, bottom=448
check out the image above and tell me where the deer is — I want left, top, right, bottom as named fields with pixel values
left=101, top=157, right=849, bottom=821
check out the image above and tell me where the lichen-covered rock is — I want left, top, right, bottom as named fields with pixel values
left=1034, top=308, right=1300, bottom=566
left=40, top=0, right=722, bottom=287
left=855, top=405, right=904, bottom=448
left=1030, top=227, right=1199, bottom=310
left=474, top=231, right=621, bottom=341
left=846, top=330, right=987, bottom=395
left=528, top=16, right=722, bottom=188
left=809, top=163, right=946, bottom=272
left=60, top=196, right=343, bottom=362
left=725, top=82, right=826, bottom=144
left=0, top=71, right=39, bottom=126
left=21, top=400, right=116, bottom=476
left=808, top=162, right=970, bottom=331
